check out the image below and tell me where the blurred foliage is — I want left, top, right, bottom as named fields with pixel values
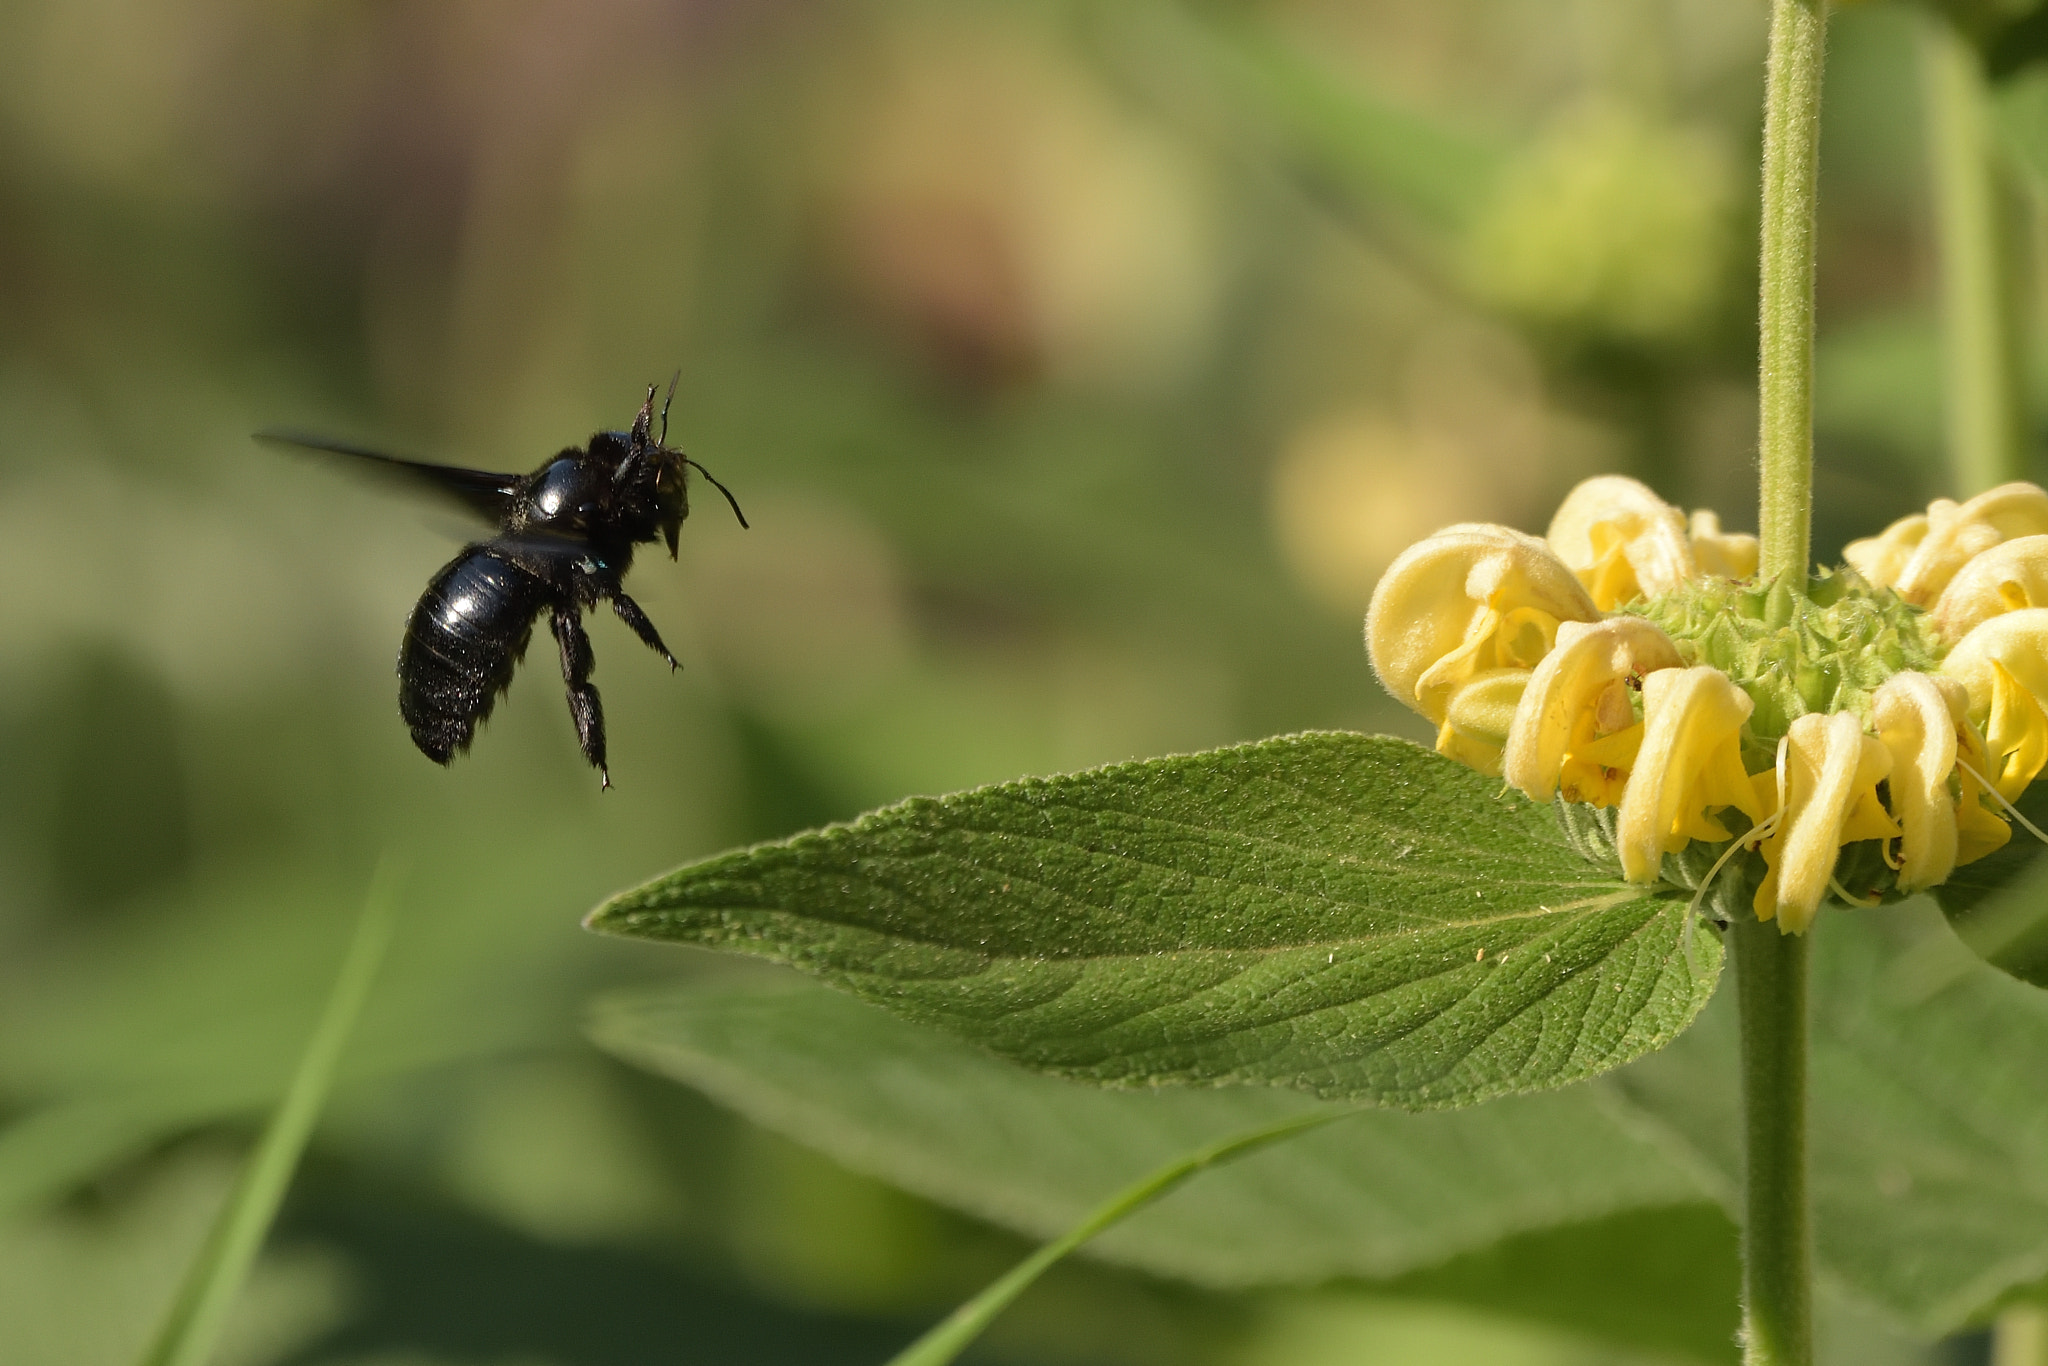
left=0, top=0, right=2038, bottom=1362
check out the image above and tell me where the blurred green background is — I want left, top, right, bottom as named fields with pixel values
left=0, top=0, right=2032, bottom=1362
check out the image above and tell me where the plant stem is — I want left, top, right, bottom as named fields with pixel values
left=1743, top=8, right=1826, bottom=1360
left=1732, top=918, right=1813, bottom=1366
left=1923, top=17, right=2026, bottom=495
left=1757, top=0, right=1826, bottom=587
left=1744, top=10, right=1826, bottom=1351
left=1746, top=6, right=1825, bottom=1358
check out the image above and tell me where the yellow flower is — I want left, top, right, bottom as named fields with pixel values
left=1871, top=672, right=2009, bottom=892
left=1753, top=711, right=1900, bottom=933
left=1366, top=523, right=1600, bottom=774
left=1954, top=705, right=2016, bottom=868
left=1688, top=509, right=1759, bottom=579
left=1842, top=509, right=1927, bottom=589
left=1438, top=668, right=1536, bottom=774
left=1845, top=482, right=2048, bottom=606
left=1503, top=617, right=1683, bottom=809
left=1545, top=476, right=1697, bottom=609
left=1927, top=533, right=2048, bottom=645
left=1939, top=607, right=2048, bottom=802
left=1366, top=475, right=2048, bottom=936
left=1616, top=666, right=1772, bottom=884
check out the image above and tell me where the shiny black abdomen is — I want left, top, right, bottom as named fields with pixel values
left=399, top=546, right=554, bottom=762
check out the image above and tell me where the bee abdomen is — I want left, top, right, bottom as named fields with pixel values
left=399, top=547, right=551, bottom=763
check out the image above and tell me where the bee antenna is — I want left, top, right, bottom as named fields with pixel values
left=659, top=371, right=680, bottom=447
left=685, top=458, right=749, bottom=529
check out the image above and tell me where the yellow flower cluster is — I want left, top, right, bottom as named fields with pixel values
left=1366, top=477, right=2048, bottom=933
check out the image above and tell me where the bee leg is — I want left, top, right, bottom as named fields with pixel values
left=550, top=605, right=609, bottom=787
left=611, top=592, right=679, bottom=671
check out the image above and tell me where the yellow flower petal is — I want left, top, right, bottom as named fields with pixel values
left=1753, top=711, right=1897, bottom=934
left=1926, top=533, right=2048, bottom=645
left=1867, top=483, right=2048, bottom=606
left=1546, top=476, right=1696, bottom=609
left=1615, top=666, right=1769, bottom=884
left=1955, top=709, right=2015, bottom=868
left=1366, top=523, right=1600, bottom=728
left=1560, top=723, right=1646, bottom=806
left=1939, top=607, right=2048, bottom=800
left=1872, top=672, right=1959, bottom=892
left=1688, top=509, right=1758, bottom=579
left=1843, top=512, right=1928, bottom=590
left=1436, top=667, right=1533, bottom=776
left=1502, top=617, right=1683, bottom=806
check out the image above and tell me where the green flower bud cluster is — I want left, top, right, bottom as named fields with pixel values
left=1630, top=570, right=1944, bottom=771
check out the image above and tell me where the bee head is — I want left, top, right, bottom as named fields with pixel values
left=653, top=451, right=688, bottom=558
left=618, top=376, right=747, bottom=553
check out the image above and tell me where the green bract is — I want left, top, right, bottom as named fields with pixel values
left=1630, top=570, right=1944, bottom=767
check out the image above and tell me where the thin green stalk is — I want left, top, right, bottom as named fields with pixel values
left=1923, top=18, right=2026, bottom=495
left=139, top=862, right=401, bottom=1366
left=1745, top=12, right=1825, bottom=1359
left=884, top=1107, right=1357, bottom=1366
left=1758, top=0, right=1826, bottom=587
left=1732, top=918, right=1813, bottom=1366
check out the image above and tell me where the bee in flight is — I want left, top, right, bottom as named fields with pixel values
left=264, top=380, right=746, bottom=787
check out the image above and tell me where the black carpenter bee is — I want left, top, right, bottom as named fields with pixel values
left=263, top=380, right=746, bottom=787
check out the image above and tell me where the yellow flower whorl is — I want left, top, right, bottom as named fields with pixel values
left=1367, top=475, right=2048, bottom=934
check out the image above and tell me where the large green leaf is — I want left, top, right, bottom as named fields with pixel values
left=588, top=733, right=1721, bottom=1107
left=588, top=975, right=1712, bottom=1293
left=1930, top=781, right=2048, bottom=988
left=1607, top=905, right=2048, bottom=1334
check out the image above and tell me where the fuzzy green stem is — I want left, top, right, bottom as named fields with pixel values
left=1923, top=18, right=2026, bottom=495
left=1742, top=9, right=1824, bottom=1361
left=1757, top=0, right=1826, bottom=587
left=1732, top=918, right=1813, bottom=1366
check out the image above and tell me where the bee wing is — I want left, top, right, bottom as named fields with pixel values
left=258, top=430, right=522, bottom=524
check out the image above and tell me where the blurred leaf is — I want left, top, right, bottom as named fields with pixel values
left=1994, top=64, right=2048, bottom=197
left=140, top=864, right=394, bottom=1366
left=0, top=1099, right=209, bottom=1225
left=0, top=840, right=615, bottom=1217
left=1606, top=906, right=2048, bottom=1334
left=1936, top=0, right=2048, bottom=47
left=1815, top=315, right=1946, bottom=463
left=1379, top=1205, right=1741, bottom=1366
left=588, top=974, right=1712, bottom=1290
left=0, top=1149, right=346, bottom=1366
left=886, top=1106, right=1353, bottom=1366
left=1175, top=9, right=1502, bottom=233
left=589, top=733, right=1722, bottom=1107
left=1983, top=2, right=2048, bottom=78
left=1931, top=781, right=2048, bottom=987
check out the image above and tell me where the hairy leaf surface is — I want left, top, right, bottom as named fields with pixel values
left=1608, top=906, right=2048, bottom=1333
left=589, top=976, right=1711, bottom=1289
left=590, top=733, right=1719, bottom=1106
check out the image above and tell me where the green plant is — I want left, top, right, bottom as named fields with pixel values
left=580, top=6, right=2048, bottom=1366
